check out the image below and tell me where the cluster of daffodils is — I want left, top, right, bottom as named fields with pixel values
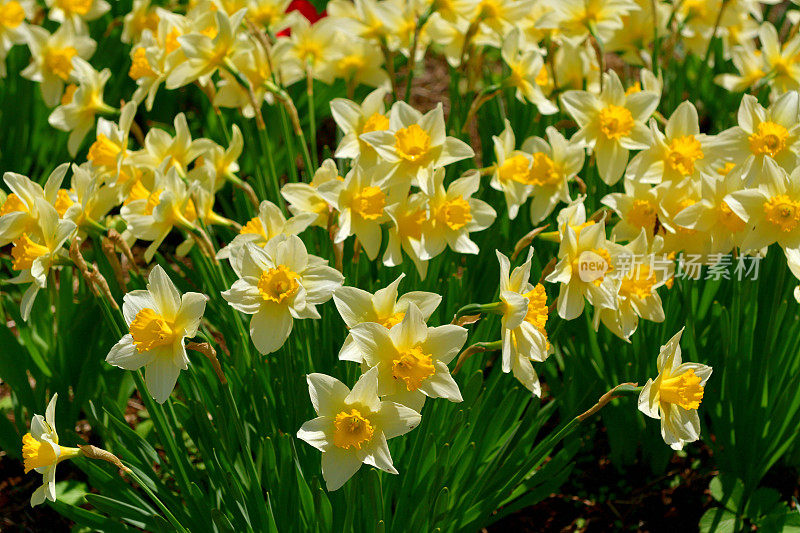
left=8, top=0, right=800, bottom=507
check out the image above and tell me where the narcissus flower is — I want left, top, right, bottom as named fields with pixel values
left=348, top=304, right=466, bottom=410
left=0, top=164, right=68, bottom=246
left=333, top=273, right=441, bottom=363
left=106, top=265, right=208, bottom=403
left=22, top=394, right=81, bottom=506
left=222, top=235, right=343, bottom=354
left=8, top=199, right=76, bottom=321
left=418, top=168, right=496, bottom=259
left=497, top=249, right=551, bottom=396
left=500, top=29, right=557, bottom=115
left=217, top=199, right=316, bottom=260
left=638, top=328, right=712, bottom=450
left=21, top=20, right=96, bottom=107
left=330, top=87, right=390, bottom=163
left=490, top=119, right=533, bottom=220
left=360, top=101, right=474, bottom=188
left=724, top=158, right=800, bottom=257
left=320, top=163, right=393, bottom=260
left=296, top=367, right=421, bottom=491
left=281, top=158, right=341, bottom=228
left=561, top=70, right=659, bottom=185
left=48, top=57, right=113, bottom=156
left=166, top=9, right=247, bottom=89
left=546, top=214, right=622, bottom=320
left=717, top=92, right=800, bottom=185
left=46, top=0, right=110, bottom=24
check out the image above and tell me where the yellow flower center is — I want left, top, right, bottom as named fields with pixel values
left=165, top=29, right=182, bottom=55
left=88, top=134, right=122, bottom=168
left=352, top=186, right=386, bottom=221
left=535, top=66, right=549, bottom=87
left=129, top=47, right=156, bottom=79
left=748, top=121, right=789, bottom=158
left=333, top=409, right=374, bottom=450
left=436, top=197, right=472, bottom=230
left=625, top=82, right=641, bottom=96
left=129, top=307, right=179, bottom=352
left=337, top=54, right=366, bottom=76
left=394, top=124, right=431, bottom=162
left=60, top=83, right=77, bottom=105
left=527, top=152, right=561, bottom=187
left=22, top=433, right=58, bottom=473
left=392, top=346, right=436, bottom=391
left=56, top=0, right=92, bottom=16
left=598, top=105, right=635, bottom=140
left=523, top=284, right=548, bottom=332
left=666, top=135, right=704, bottom=176
left=361, top=112, right=390, bottom=134
left=659, top=369, right=704, bottom=410
left=0, top=192, right=27, bottom=215
left=718, top=162, right=736, bottom=176
left=0, top=1, right=25, bottom=29
left=54, top=189, right=74, bottom=217
left=44, top=46, right=78, bottom=81
left=718, top=201, right=745, bottom=233
left=572, top=247, right=613, bottom=285
left=396, top=208, right=427, bottom=240
left=257, top=265, right=300, bottom=303
left=378, top=311, right=405, bottom=328
left=619, top=264, right=656, bottom=300
left=11, top=234, right=49, bottom=271
left=478, top=0, right=502, bottom=19
left=627, top=199, right=658, bottom=231
left=497, top=154, right=530, bottom=183
left=239, top=216, right=267, bottom=238
left=763, top=194, right=800, bottom=232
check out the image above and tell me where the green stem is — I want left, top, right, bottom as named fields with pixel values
left=125, top=467, right=190, bottom=533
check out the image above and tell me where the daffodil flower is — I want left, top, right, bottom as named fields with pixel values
left=627, top=101, right=727, bottom=185
left=166, top=9, right=247, bottom=89
left=348, top=304, right=466, bottom=411
left=602, top=179, right=660, bottom=242
left=716, top=92, right=800, bottom=185
left=222, top=236, right=344, bottom=354
left=0, top=164, right=68, bottom=246
left=22, top=394, right=81, bottom=506
left=46, top=0, right=110, bottom=25
left=330, top=87, right=390, bottom=163
left=319, top=163, right=394, bottom=260
left=501, top=29, right=557, bottom=115
left=497, top=248, right=551, bottom=396
left=522, top=126, right=585, bottom=224
left=638, top=328, right=712, bottom=450
left=724, top=157, right=800, bottom=257
left=106, top=265, right=208, bottom=403
left=297, top=367, right=421, bottom=491
left=333, top=273, right=441, bottom=363
left=8, top=199, right=77, bottom=320
left=21, top=20, right=96, bottom=107
left=217, top=200, right=317, bottom=260
left=418, top=168, right=496, bottom=260
left=281, top=158, right=341, bottom=228
left=560, top=70, right=659, bottom=185
left=593, top=231, right=670, bottom=341
left=490, top=119, right=533, bottom=220
left=360, top=101, right=474, bottom=189
left=128, top=113, right=216, bottom=175
left=48, top=57, right=113, bottom=156
left=383, top=192, right=430, bottom=279
left=546, top=213, right=623, bottom=320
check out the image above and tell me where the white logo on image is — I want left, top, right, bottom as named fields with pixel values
left=577, top=250, right=609, bottom=283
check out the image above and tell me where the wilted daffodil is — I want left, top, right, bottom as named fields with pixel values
left=296, top=367, right=421, bottom=491
left=638, top=328, right=712, bottom=450
left=348, top=304, right=466, bottom=411
left=22, top=394, right=81, bottom=506
left=222, top=235, right=343, bottom=354
left=333, top=273, right=441, bottom=363
left=497, top=249, right=551, bottom=397
left=561, top=70, right=658, bottom=185
left=106, top=265, right=208, bottom=403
